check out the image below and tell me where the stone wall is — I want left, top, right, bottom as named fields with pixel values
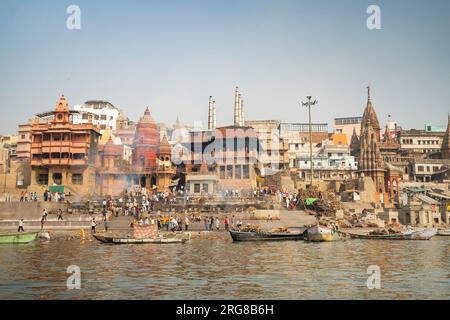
left=0, top=202, right=69, bottom=220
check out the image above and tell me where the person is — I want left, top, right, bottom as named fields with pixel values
left=57, top=209, right=63, bottom=221
left=18, top=219, right=24, bottom=232
left=184, top=215, right=190, bottom=231
left=209, top=216, right=214, bottom=231
left=237, top=220, right=242, bottom=229
left=42, top=209, right=48, bottom=221
left=144, top=217, right=150, bottom=225
left=104, top=218, right=109, bottom=233
left=91, top=218, right=97, bottom=233
left=40, top=216, right=45, bottom=230
left=215, top=217, right=220, bottom=231
left=224, top=216, right=229, bottom=231
left=204, top=217, right=209, bottom=231
left=170, top=217, right=178, bottom=232
left=138, top=218, right=144, bottom=226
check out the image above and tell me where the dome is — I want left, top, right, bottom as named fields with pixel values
left=103, top=136, right=122, bottom=156
left=158, top=135, right=172, bottom=156
left=134, top=107, right=159, bottom=146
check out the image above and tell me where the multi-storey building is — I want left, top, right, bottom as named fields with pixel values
left=29, top=95, right=101, bottom=196
left=73, top=100, right=120, bottom=133
left=398, top=129, right=444, bottom=157
left=334, top=117, right=362, bottom=145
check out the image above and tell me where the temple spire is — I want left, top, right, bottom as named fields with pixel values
left=367, top=85, right=371, bottom=102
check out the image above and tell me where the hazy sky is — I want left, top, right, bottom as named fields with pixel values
left=0, top=0, right=449, bottom=135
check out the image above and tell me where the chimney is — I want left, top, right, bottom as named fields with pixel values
left=234, top=86, right=239, bottom=126
left=208, top=96, right=213, bottom=129
left=238, top=93, right=242, bottom=126
left=212, top=100, right=217, bottom=129
left=240, top=99, right=245, bottom=126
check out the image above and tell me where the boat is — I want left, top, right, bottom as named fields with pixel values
left=0, top=231, right=39, bottom=244
left=229, top=229, right=306, bottom=242
left=437, top=228, right=450, bottom=236
left=344, top=228, right=437, bottom=240
left=93, top=234, right=189, bottom=244
left=304, top=225, right=345, bottom=242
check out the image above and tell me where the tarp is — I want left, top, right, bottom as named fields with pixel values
left=49, top=186, right=64, bottom=193
left=305, top=198, right=318, bottom=206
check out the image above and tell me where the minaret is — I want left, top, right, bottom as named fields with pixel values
left=212, top=100, right=217, bottom=129
left=234, top=86, right=239, bottom=125
left=208, top=96, right=213, bottom=129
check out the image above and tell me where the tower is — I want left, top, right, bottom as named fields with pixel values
left=358, top=86, right=386, bottom=194
left=53, top=95, right=70, bottom=124
left=441, top=114, right=450, bottom=159
left=234, top=86, right=239, bottom=125
left=208, top=96, right=213, bottom=130
left=133, top=107, right=159, bottom=170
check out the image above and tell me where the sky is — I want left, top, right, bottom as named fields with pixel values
left=0, top=0, right=449, bottom=135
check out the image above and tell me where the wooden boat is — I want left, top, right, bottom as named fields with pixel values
left=93, top=234, right=189, bottom=244
left=344, top=228, right=437, bottom=240
left=304, top=225, right=345, bottom=242
left=0, top=232, right=38, bottom=244
left=437, top=228, right=450, bottom=236
left=229, top=229, right=305, bottom=242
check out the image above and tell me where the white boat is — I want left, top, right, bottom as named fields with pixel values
left=304, top=225, right=345, bottom=242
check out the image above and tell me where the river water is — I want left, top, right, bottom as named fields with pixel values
left=0, top=235, right=449, bottom=299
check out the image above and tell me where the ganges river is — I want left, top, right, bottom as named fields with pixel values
left=0, top=235, right=449, bottom=299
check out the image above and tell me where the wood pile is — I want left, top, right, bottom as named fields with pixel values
left=298, top=186, right=344, bottom=215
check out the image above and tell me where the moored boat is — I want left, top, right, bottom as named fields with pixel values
left=344, top=228, right=437, bottom=240
left=93, top=233, right=189, bottom=244
left=229, top=229, right=306, bottom=242
left=0, top=232, right=39, bottom=244
left=304, top=225, right=345, bottom=242
left=437, top=228, right=450, bottom=236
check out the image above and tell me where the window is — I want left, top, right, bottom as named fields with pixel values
left=82, top=113, right=89, bottom=120
left=194, top=184, right=200, bottom=193
left=243, top=165, right=250, bottom=179
left=100, top=115, right=107, bottom=120
left=52, top=173, right=62, bottom=185
left=433, top=166, right=439, bottom=172
left=100, top=125, right=107, bottom=130
left=219, top=166, right=225, bottom=179
left=426, top=166, right=430, bottom=172
left=21, top=135, right=25, bottom=139
left=202, top=184, right=209, bottom=193
left=418, top=166, right=424, bottom=172
left=110, top=116, right=114, bottom=120
left=235, top=165, right=242, bottom=179
left=37, top=174, right=48, bottom=185
left=72, top=174, right=83, bottom=185
left=226, top=165, right=233, bottom=179
left=94, top=115, right=99, bottom=120
left=73, top=153, right=85, bottom=160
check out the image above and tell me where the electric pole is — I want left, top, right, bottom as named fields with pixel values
left=301, top=96, right=318, bottom=188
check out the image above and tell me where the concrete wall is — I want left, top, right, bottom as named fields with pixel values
left=0, top=202, right=69, bottom=220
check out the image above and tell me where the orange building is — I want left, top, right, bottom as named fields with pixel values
left=29, top=95, right=101, bottom=196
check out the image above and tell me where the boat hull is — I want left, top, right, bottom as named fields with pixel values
left=305, top=225, right=344, bottom=242
left=0, top=232, right=38, bottom=244
left=93, top=234, right=188, bottom=244
left=345, top=228, right=437, bottom=240
left=437, top=229, right=450, bottom=236
left=229, top=230, right=305, bottom=242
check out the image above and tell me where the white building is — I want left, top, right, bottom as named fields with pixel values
left=73, top=100, right=120, bottom=133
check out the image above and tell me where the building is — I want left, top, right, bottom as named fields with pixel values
left=398, top=129, right=445, bottom=158
left=73, top=100, right=120, bottom=133
left=279, top=122, right=328, bottom=169
left=245, top=120, right=287, bottom=174
left=29, top=95, right=101, bottom=196
left=296, top=134, right=357, bottom=181
left=334, top=117, right=362, bottom=145
left=17, top=123, right=32, bottom=162
left=177, top=126, right=260, bottom=192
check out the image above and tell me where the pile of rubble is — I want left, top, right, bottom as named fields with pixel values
left=298, top=186, right=344, bottom=215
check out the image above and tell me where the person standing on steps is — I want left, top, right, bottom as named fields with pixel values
left=18, top=219, right=25, bottom=232
left=91, top=218, right=97, bottom=234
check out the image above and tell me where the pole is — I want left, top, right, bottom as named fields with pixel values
left=301, top=96, right=318, bottom=188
